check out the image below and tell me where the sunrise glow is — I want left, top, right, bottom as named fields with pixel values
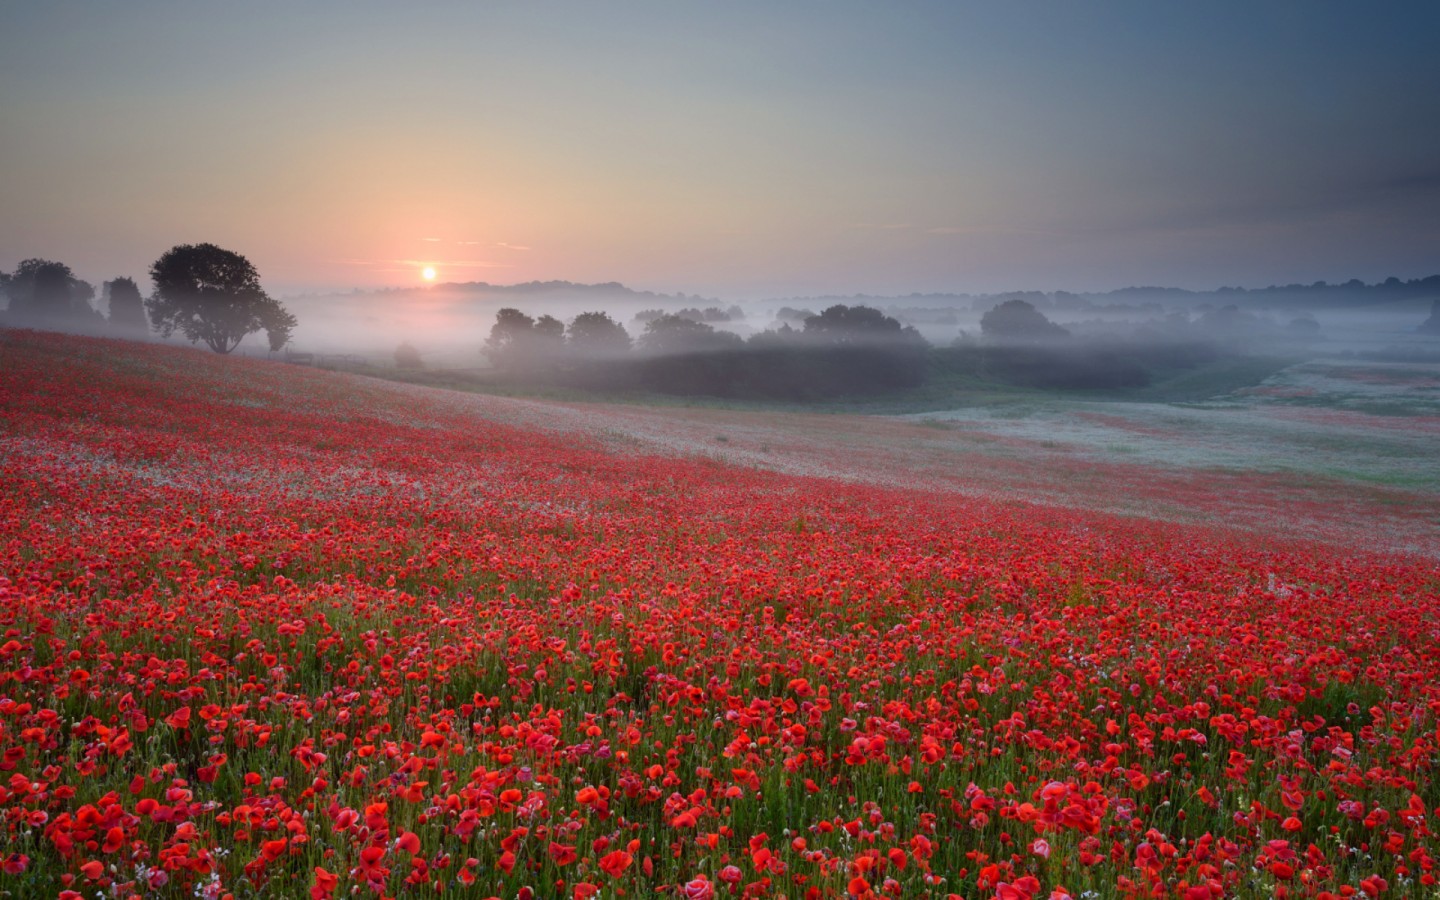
left=421, top=267, right=436, bottom=282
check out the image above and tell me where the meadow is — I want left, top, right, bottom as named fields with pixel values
left=1, top=328, right=1437, bottom=899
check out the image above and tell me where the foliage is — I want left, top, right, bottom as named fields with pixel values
left=980, top=299, right=1070, bottom=342
left=1417, top=298, right=1440, bottom=336
left=802, top=303, right=911, bottom=344
left=145, top=243, right=296, bottom=353
left=639, top=313, right=744, bottom=355
left=104, top=277, right=149, bottom=336
left=533, top=314, right=566, bottom=357
left=567, top=311, right=632, bottom=356
left=484, top=308, right=539, bottom=369
left=394, top=341, right=423, bottom=369
left=3, top=258, right=101, bottom=328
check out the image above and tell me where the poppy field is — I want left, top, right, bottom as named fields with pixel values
left=1, top=329, right=1438, bottom=899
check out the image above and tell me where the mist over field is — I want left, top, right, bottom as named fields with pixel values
left=261, top=275, right=1440, bottom=360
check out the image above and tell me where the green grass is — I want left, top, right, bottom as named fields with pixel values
left=345, top=351, right=1310, bottom=418
left=1126, top=354, right=1303, bottom=403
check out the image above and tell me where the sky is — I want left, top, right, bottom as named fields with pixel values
left=3, top=1, right=1439, bottom=300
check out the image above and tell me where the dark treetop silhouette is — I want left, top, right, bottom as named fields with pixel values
left=104, top=277, right=148, bottom=335
left=146, top=243, right=296, bottom=353
left=4, top=258, right=99, bottom=327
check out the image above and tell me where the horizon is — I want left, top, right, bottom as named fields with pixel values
left=4, top=2, right=1439, bottom=300
left=276, top=271, right=1440, bottom=304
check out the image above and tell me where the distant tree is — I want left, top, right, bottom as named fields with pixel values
left=394, top=341, right=423, bottom=369
left=1419, top=298, right=1440, bottom=336
left=747, top=323, right=800, bottom=348
left=568, top=311, right=631, bottom=357
left=797, top=304, right=929, bottom=392
left=639, top=314, right=742, bottom=355
left=146, top=244, right=295, bottom=353
left=105, top=277, right=149, bottom=336
left=980, top=299, right=1069, bottom=342
left=533, top=314, right=566, bottom=359
left=802, top=304, right=911, bottom=344
left=70, top=277, right=97, bottom=317
left=33, top=264, right=73, bottom=322
left=1193, top=304, right=1266, bottom=341
left=5, top=258, right=101, bottom=327
left=485, top=308, right=536, bottom=369
left=636, top=315, right=743, bottom=395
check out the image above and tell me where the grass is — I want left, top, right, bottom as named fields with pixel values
left=1126, top=354, right=1303, bottom=403
left=343, top=350, right=1320, bottom=420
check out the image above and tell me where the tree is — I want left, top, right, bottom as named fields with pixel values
left=802, top=304, right=913, bottom=345
left=797, top=305, right=929, bottom=392
left=567, top=311, right=631, bottom=357
left=146, top=244, right=295, bottom=353
left=5, top=258, right=100, bottom=327
left=533, top=314, right=566, bottom=360
left=1419, top=298, right=1440, bottom=336
left=485, top=308, right=536, bottom=369
left=394, top=341, right=423, bottom=369
left=979, top=299, right=1069, bottom=343
left=639, top=314, right=742, bottom=355
left=105, top=277, right=149, bottom=336
left=33, top=264, right=73, bottom=323
left=1193, top=304, right=1266, bottom=342
left=637, top=315, right=743, bottom=395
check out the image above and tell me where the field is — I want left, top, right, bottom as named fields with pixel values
left=1, top=328, right=1438, bottom=899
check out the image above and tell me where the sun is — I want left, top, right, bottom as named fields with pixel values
left=421, top=266, right=437, bottom=282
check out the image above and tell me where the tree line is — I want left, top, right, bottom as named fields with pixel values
left=470, top=298, right=1235, bottom=398
left=1, top=244, right=295, bottom=353
left=479, top=305, right=930, bottom=400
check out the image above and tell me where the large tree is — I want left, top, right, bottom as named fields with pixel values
left=146, top=243, right=296, bottom=353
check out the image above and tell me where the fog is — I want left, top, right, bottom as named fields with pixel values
left=267, top=276, right=1439, bottom=363
left=275, top=282, right=735, bottom=362
left=4, top=268, right=1439, bottom=392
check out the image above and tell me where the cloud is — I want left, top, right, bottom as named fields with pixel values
left=422, top=237, right=442, bottom=242
left=848, top=222, right=912, bottom=231
left=496, top=242, right=532, bottom=251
